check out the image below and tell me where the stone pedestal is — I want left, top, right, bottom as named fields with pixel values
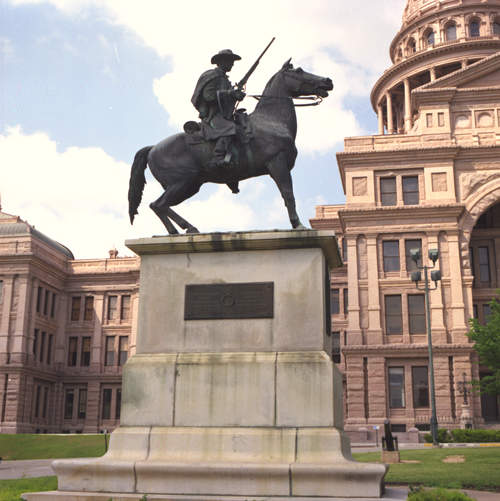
left=24, top=230, right=387, bottom=500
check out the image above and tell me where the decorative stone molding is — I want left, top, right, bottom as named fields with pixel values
left=461, top=170, right=500, bottom=200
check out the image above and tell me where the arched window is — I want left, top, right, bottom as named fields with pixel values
left=424, top=29, right=435, bottom=47
left=445, top=22, right=457, bottom=41
left=469, top=19, right=480, bottom=37
left=493, top=19, right=500, bottom=35
left=407, top=38, right=416, bottom=55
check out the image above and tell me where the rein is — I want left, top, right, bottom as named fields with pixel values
left=248, top=94, right=324, bottom=107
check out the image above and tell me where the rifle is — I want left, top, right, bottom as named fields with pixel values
left=236, top=37, right=275, bottom=91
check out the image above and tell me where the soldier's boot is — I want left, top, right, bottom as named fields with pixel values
left=209, top=136, right=232, bottom=169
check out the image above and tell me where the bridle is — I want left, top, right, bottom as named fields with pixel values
left=248, top=94, right=324, bottom=107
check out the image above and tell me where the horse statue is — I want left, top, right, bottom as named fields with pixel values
left=128, top=59, right=333, bottom=234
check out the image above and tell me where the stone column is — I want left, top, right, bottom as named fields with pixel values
left=344, top=354, right=367, bottom=426
left=377, top=103, right=384, bottom=135
left=386, top=92, right=394, bottom=134
left=434, top=355, right=453, bottom=425
left=0, top=276, right=14, bottom=364
left=430, top=67, right=436, bottom=81
left=447, top=232, right=467, bottom=340
left=404, top=78, right=412, bottom=132
left=366, top=235, right=382, bottom=344
left=54, top=294, right=68, bottom=368
left=91, top=293, right=105, bottom=371
left=367, top=356, right=387, bottom=422
left=11, top=275, right=30, bottom=365
left=427, top=233, right=446, bottom=343
left=27, top=278, right=39, bottom=364
left=347, top=236, right=362, bottom=345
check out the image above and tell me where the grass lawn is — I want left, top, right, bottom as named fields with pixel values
left=0, top=434, right=106, bottom=460
left=0, top=476, right=57, bottom=501
left=353, top=447, right=500, bottom=491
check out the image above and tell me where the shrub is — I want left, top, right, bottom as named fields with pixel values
left=423, top=429, right=450, bottom=443
left=408, top=486, right=474, bottom=501
left=450, top=429, right=500, bottom=443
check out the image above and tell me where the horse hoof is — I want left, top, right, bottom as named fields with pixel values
left=186, top=226, right=200, bottom=234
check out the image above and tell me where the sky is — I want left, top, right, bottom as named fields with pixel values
left=0, top=0, right=404, bottom=258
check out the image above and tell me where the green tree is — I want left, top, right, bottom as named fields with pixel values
left=467, top=294, right=500, bottom=395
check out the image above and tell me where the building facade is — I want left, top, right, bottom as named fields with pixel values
left=0, top=209, right=139, bottom=433
left=1, top=0, right=500, bottom=437
left=312, top=0, right=500, bottom=436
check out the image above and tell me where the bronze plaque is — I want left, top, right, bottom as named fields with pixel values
left=184, top=282, right=274, bottom=320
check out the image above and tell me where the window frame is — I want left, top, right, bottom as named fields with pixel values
left=385, top=295, right=403, bottom=335
left=408, top=294, right=426, bottom=334
left=402, top=176, right=419, bottom=205
left=388, top=366, right=406, bottom=408
left=383, top=240, right=400, bottom=272
left=380, top=177, right=397, bottom=206
left=412, top=366, right=430, bottom=408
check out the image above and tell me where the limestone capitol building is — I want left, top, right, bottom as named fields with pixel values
left=1, top=0, right=500, bottom=436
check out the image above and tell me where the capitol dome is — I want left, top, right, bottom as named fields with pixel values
left=371, top=0, right=500, bottom=134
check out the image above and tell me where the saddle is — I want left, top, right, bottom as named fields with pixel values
left=183, top=110, right=253, bottom=164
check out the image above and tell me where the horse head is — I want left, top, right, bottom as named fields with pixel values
left=280, top=59, right=333, bottom=98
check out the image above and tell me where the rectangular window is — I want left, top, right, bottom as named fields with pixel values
left=102, top=388, right=112, bottom=420
left=34, top=385, right=41, bottom=418
left=107, top=296, right=118, bottom=320
left=43, top=290, right=50, bottom=316
left=68, top=337, right=78, bottom=366
left=332, top=331, right=341, bottom=363
left=478, top=247, right=490, bottom=285
left=385, top=295, right=403, bottom=334
left=426, top=113, right=433, bottom=127
left=64, top=389, right=74, bottom=420
left=84, top=296, right=94, bottom=321
left=405, top=239, right=422, bottom=272
left=483, top=303, right=492, bottom=322
left=115, top=388, right=122, bottom=420
left=71, top=296, right=81, bottom=321
left=42, top=386, right=49, bottom=418
left=473, top=304, right=478, bottom=318
left=412, top=366, right=429, bottom=408
left=118, top=336, right=129, bottom=366
left=33, top=329, right=39, bottom=357
left=120, top=295, right=131, bottom=321
left=78, top=388, right=87, bottom=419
left=342, top=238, right=348, bottom=262
left=408, top=294, right=426, bottom=334
left=50, top=293, right=56, bottom=318
left=47, top=334, right=53, bottom=365
left=36, top=286, right=43, bottom=313
left=40, top=331, right=46, bottom=363
left=383, top=241, right=400, bottom=272
left=105, top=336, right=115, bottom=366
left=403, top=176, right=419, bottom=205
left=343, top=288, right=348, bottom=315
left=380, top=177, right=397, bottom=206
left=388, top=367, right=405, bottom=408
left=81, top=337, right=91, bottom=367
left=438, top=112, right=445, bottom=127
left=330, top=289, right=340, bottom=315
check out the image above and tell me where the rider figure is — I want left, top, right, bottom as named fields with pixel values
left=191, top=49, right=245, bottom=169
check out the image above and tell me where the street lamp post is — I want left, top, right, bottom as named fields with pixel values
left=410, top=248, right=442, bottom=446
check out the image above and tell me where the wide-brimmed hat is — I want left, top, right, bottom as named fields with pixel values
left=211, top=49, right=241, bottom=64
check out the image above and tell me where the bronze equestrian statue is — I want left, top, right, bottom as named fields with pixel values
left=128, top=50, right=333, bottom=235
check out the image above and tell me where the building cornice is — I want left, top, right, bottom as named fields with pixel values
left=343, top=343, right=474, bottom=356
left=339, top=203, right=465, bottom=223
left=371, top=39, right=500, bottom=110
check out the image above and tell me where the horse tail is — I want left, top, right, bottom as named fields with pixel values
left=128, top=146, right=153, bottom=224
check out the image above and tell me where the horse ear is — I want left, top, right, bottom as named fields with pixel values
left=282, top=58, right=292, bottom=69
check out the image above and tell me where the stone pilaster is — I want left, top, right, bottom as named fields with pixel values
left=344, top=354, right=367, bottom=426
left=447, top=232, right=468, bottom=340
left=0, top=276, right=14, bottom=364
left=11, top=275, right=30, bottom=364
left=367, top=356, right=387, bottom=421
left=92, top=293, right=105, bottom=371
left=366, top=235, right=382, bottom=344
left=427, top=232, right=446, bottom=343
left=347, top=236, right=362, bottom=345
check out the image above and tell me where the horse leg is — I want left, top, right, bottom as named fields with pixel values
left=166, top=207, right=199, bottom=234
left=150, top=192, right=179, bottom=234
left=151, top=180, right=201, bottom=234
left=267, top=152, right=306, bottom=229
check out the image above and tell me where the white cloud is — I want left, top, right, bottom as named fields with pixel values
left=0, top=127, right=303, bottom=258
left=0, top=37, right=15, bottom=61
left=8, top=0, right=403, bottom=150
